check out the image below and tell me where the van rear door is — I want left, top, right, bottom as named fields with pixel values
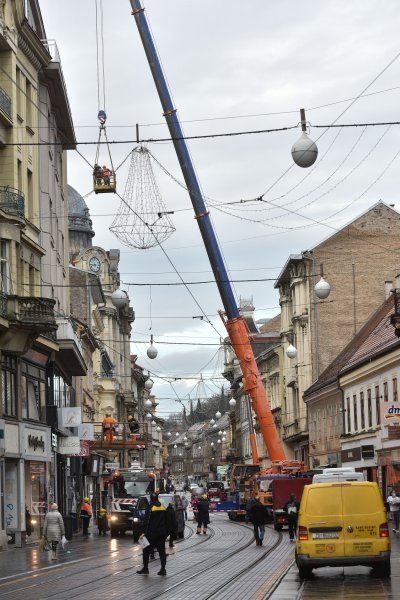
left=304, top=484, right=344, bottom=558
left=341, top=483, right=385, bottom=557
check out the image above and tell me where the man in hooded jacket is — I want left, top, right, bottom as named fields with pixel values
left=137, top=493, right=168, bottom=576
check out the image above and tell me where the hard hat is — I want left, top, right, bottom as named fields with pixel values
left=202, top=494, right=207, bottom=500
left=102, top=165, right=107, bottom=169
left=99, top=508, right=106, bottom=513
left=127, top=415, right=133, bottom=421
left=84, top=497, right=89, bottom=503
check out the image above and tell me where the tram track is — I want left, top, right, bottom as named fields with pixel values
left=0, top=522, right=215, bottom=598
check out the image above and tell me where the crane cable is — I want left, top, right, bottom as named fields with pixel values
left=93, top=0, right=115, bottom=175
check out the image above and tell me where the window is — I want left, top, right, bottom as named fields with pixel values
left=0, top=240, right=10, bottom=293
left=360, top=391, right=365, bottom=430
left=346, top=397, right=351, bottom=433
left=21, top=361, right=46, bottom=421
left=367, top=389, right=372, bottom=428
left=353, top=395, right=358, bottom=431
left=393, top=378, right=398, bottom=403
left=26, top=80, right=32, bottom=128
left=1, top=355, right=17, bottom=416
left=383, top=381, right=388, bottom=402
left=375, top=385, right=380, bottom=425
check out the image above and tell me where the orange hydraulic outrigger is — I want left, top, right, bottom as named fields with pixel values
left=130, top=0, right=287, bottom=465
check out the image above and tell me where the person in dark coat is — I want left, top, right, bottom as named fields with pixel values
left=250, top=496, right=267, bottom=546
left=196, top=494, right=210, bottom=534
left=166, top=501, right=177, bottom=548
left=137, top=493, right=168, bottom=576
left=245, top=496, right=256, bottom=523
left=173, top=495, right=185, bottom=539
left=283, top=492, right=300, bottom=542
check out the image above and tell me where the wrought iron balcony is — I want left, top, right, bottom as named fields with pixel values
left=0, top=187, right=25, bottom=218
left=0, top=86, right=12, bottom=121
left=7, top=295, right=56, bottom=332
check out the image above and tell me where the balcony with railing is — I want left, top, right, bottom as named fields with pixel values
left=0, top=187, right=25, bottom=218
left=55, top=317, right=86, bottom=376
left=0, top=85, right=12, bottom=123
left=7, top=295, right=56, bottom=332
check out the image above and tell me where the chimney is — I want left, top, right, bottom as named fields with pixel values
left=385, top=280, right=393, bottom=300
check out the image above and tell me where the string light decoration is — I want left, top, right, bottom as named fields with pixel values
left=109, top=146, right=175, bottom=249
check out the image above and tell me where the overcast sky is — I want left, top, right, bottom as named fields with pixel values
left=40, top=0, right=400, bottom=415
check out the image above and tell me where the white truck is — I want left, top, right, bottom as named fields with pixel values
left=312, top=467, right=365, bottom=484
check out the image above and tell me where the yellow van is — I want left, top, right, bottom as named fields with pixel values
left=295, top=481, right=390, bottom=579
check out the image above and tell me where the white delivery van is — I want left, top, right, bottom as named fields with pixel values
left=312, top=467, right=364, bottom=484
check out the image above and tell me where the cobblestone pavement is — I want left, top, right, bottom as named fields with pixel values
left=269, top=530, right=400, bottom=600
left=0, top=514, right=294, bottom=600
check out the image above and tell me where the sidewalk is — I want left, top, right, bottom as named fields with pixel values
left=268, top=530, right=400, bottom=599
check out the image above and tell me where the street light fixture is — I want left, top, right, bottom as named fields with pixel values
left=229, top=397, right=236, bottom=408
left=147, top=334, right=158, bottom=359
left=314, top=276, right=331, bottom=300
left=215, top=411, right=222, bottom=419
left=210, top=419, right=215, bottom=425
left=144, top=398, right=153, bottom=409
left=286, top=344, right=297, bottom=359
left=111, top=288, right=129, bottom=308
left=291, top=109, right=318, bottom=168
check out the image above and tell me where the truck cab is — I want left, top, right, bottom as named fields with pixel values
left=108, top=469, right=153, bottom=537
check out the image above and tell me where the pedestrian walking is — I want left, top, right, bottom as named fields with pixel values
left=173, top=494, right=185, bottom=539
left=43, top=503, right=65, bottom=560
left=245, top=495, right=256, bottom=524
left=181, top=495, right=189, bottom=520
left=250, top=496, right=267, bottom=546
left=387, top=489, right=400, bottom=532
left=166, top=501, right=177, bottom=548
left=283, top=492, right=300, bottom=542
left=196, top=494, right=210, bottom=534
left=80, top=496, right=92, bottom=536
left=137, top=492, right=168, bottom=576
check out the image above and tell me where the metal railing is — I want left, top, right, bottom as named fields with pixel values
left=41, top=39, right=61, bottom=63
left=0, top=86, right=12, bottom=120
left=0, top=187, right=25, bottom=217
left=91, top=421, right=149, bottom=448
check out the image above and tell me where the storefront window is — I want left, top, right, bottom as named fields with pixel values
left=27, top=462, right=47, bottom=541
left=52, top=370, right=74, bottom=408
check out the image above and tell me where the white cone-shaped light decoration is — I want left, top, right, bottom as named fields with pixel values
left=183, top=436, right=187, bottom=441
left=166, top=431, right=171, bottom=437
left=210, top=419, right=215, bottom=425
left=215, top=411, right=222, bottom=419
left=175, top=432, right=179, bottom=437
left=229, top=397, right=236, bottom=408
left=144, top=398, right=153, bottom=409
left=210, top=442, right=214, bottom=446
left=156, top=426, right=161, bottom=432
left=184, top=442, right=188, bottom=446
left=314, top=276, right=331, bottom=300
left=111, top=288, right=129, bottom=308
left=291, top=132, right=318, bottom=168
left=173, top=444, right=177, bottom=449
left=145, top=412, right=152, bottom=420
left=286, top=344, right=297, bottom=359
left=198, top=446, right=201, bottom=450
left=213, top=423, right=217, bottom=429
left=144, top=378, right=154, bottom=391
left=151, top=420, right=156, bottom=426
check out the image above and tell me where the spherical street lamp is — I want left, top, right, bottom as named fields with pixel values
left=166, top=431, right=171, bottom=437
left=175, top=432, right=179, bottom=437
left=212, top=423, right=217, bottom=429
left=229, top=397, right=236, bottom=408
left=218, top=430, right=223, bottom=435
left=173, top=444, right=177, bottom=449
left=291, top=132, right=318, bottom=168
left=144, top=378, right=154, bottom=391
left=215, top=411, right=222, bottom=419
left=156, top=426, right=161, bottom=432
left=151, top=420, right=156, bottom=427
left=286, top=344, right=297, bottom=359
left=111, top=288, right=129, bottom=308
left=210, top=419, right=215, bottom=425
left=210, top=442, right=214, bottom=446
left=314, top=276, right=331, bottom=300
left=183, top=436, right=187, bottom=441
left=145, top=412, right=152, bottom=420
left=144, top=398, right=153, bottom=409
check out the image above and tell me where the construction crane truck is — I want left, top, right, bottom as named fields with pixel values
left=129, top=1, right=308, bottom=484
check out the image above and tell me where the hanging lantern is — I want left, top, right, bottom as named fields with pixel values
left=210, top=419, right=215, bottom=425
left=314, top=276, right=331, bottom=300
left=198, top=446, right=201, bottom=450
left=175, top=432, right=179, bottom=437
left=156, top=426, right=161, bottom=432
left=217, top=439, right=221, bottom=444
left=218, top=430, right=223, bottom=435
left=166, top=432, right=171, bottom=437
left=215, top=411, right=222, bottom=419
left=183, top=436, right=187, bottom=441
left=147, top=334, right=158, bottom=359
left=151, top=420, right=156, bottom=427
left=286, top=344, right=297, bottom=359
left=173, top=444, right=177, bottom=449
left=210, top=442, right=214, bottom=446
left=213, top=423, right=217, bottom=429
left=184, top=442, right=188, bottom=446
left=145, top=413, right=152, bottom=420
left=229, top=397, right=236, bottom=408
left=144, top=398, right=153, bottom=409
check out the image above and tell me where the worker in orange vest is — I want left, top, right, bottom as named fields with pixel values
left=80, top=497, right=92, bottom=536
left=103, top=413, right=117, bottom=443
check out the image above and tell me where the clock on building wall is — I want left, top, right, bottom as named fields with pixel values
left=88, top=256, right=101, bottom=273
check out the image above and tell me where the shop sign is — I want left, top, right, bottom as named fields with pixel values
left=105, top=462, right=120, bottom=470
left=58, top=407, right=82, bottom=428
left=58, top=436, right=80, bottom=455
left=78, top=423, right=94, bottom=441
left=51, top=431, right=58, bottom=449
left=381, top=401, right=400, bottom=426
left=22, top=425, right=50, bottom=459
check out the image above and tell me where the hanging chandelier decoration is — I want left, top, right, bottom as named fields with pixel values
left=110, top=145, right=175, bottom=249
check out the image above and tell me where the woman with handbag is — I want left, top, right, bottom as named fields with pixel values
left=43, top=503, right=65, bottom=560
